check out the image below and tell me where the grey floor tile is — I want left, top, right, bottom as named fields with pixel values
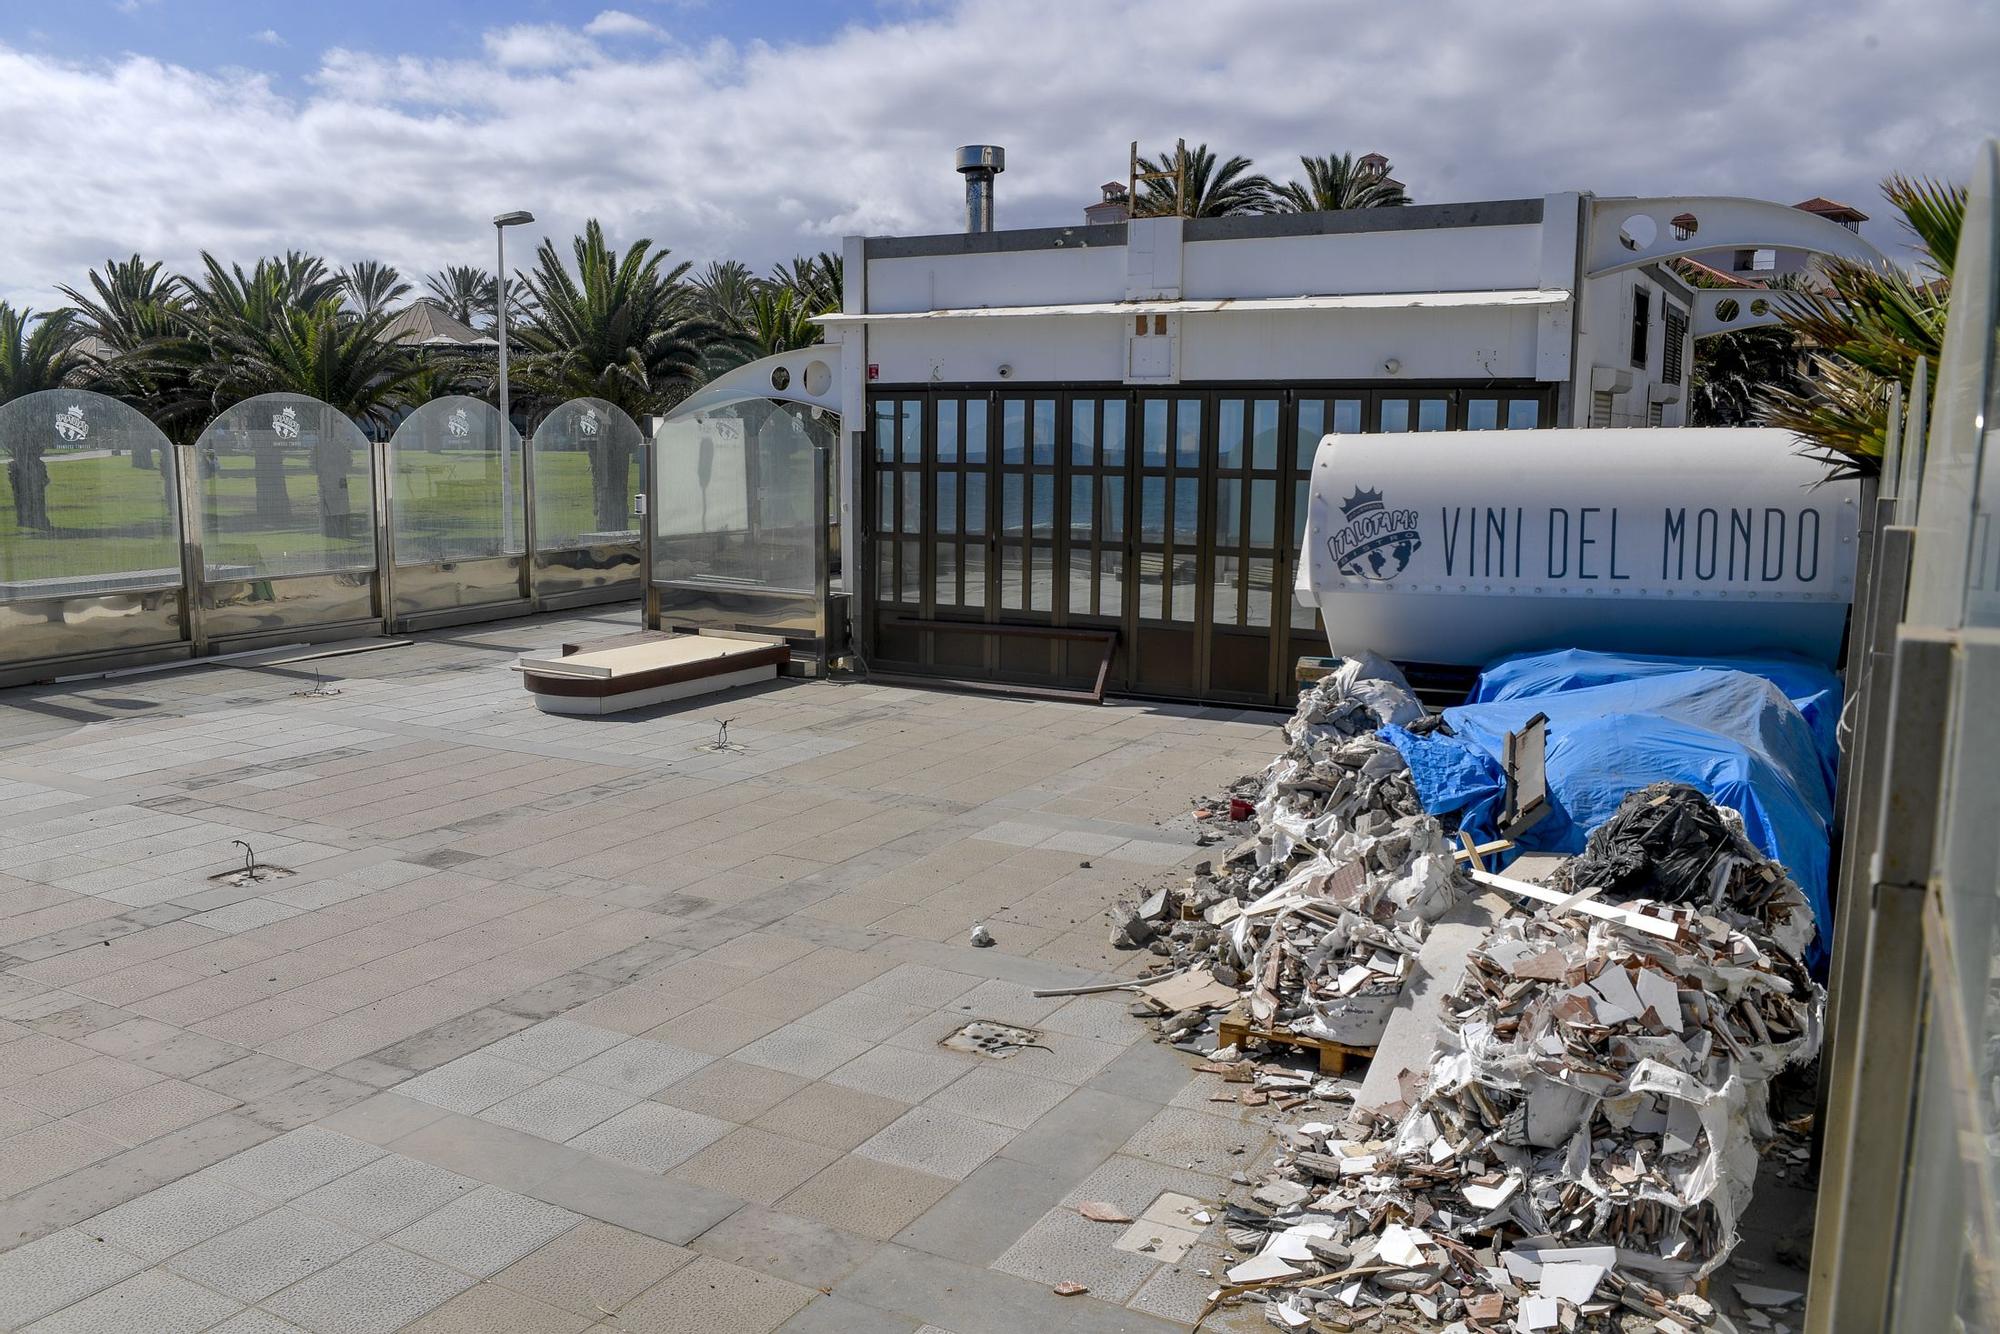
left=87, top=1173, right=273, bottom=1262
left=567, top=1101, right=732, bottom=1172
left=392, top=1053, right=550, bottom=1116
left=892, top=1157, right=1073, bottom=1266
left=21, top=1268, right=243, bottom=1334
left=487, top=1220, right=693, bottom=1319
left=202, top=1127, right=387, bottom=1202
left=854, top=1107, right=1015, bottom=1181
left=0, top=1228, right=149, bottom=1329
left=262, top=1242, right=475, bottom=1334
left=823, top=1046, right=970, bottom=1103
left=293, top=1155, right=479, bottom=1238
left=733, top=1024, right=876, bottom=1079
left=167, top=1206, right=368, bottom=1302
left=384, top=1113, right=581, bottom=1195
left=998, top=1088, right=1164, bottom=1179
left=923, top=1066, right=1070, bottom=1130
left=615, top=1254, right=815, bottom=1333
left=989, top=1205, right=1161, bottom=1302
left=479, top=1019, right=627, bottom=1074
left=524, top=1154, right=744, bottom=1247
left=691, top=1203, right=880, bottom=1291
left=388, top=1184, right=581, bottom=1276
left=478, top=1076, right=637, bottom=1142
left=836, top=1243, right=1183, bottom=1334
left=774, top=1295, right=921, bottom=1333
left=563, top=1037, right=712, bottom=1096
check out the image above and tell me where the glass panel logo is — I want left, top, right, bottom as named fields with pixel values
left=53, top=404, right=89, bottom=443
left=447, top=407, right=471, bottom=439
left=270, top=406, right=300, bottom=439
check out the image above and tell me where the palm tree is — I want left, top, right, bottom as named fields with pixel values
left=1270, top=153, right=1409, bottom=212
left=58, top=254, right=189, bottom=468
left=424, top=265, right=498, bottom=330
left=0, top=304, right=91, bottom=529
left=1759, top=176, right=1962, bottom=475
left=1132, top=143, right=1273, bottom=218
left=742, top=286, right=821, bottom=359
left=768, top=252, right=843, bottom=315
left=339, top=261, right=411, bottom=319
left=511, top=219, right=722, bottom=530
left=689, top=260, right=757, bottom=329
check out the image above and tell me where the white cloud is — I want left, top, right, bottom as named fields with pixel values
left=251, top=29, right=286, bottom=48
left=584, top=10, right=662, bottom=40
left=2, top=0, right=1993, bottom=310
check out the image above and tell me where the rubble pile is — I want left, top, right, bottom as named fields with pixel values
left=1118, top=657, right=1463, bottom=1051
left=1214, top=786, right=1825, bottom=1332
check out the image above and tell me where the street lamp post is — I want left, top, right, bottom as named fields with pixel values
left=493, top=209, right=534, bottom=565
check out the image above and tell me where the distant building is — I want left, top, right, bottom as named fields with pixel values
left=1084, top=182, right=1130, bottom=225
left=1694, top=197, right=1871, bottom=283
left=379, top=300, right=495, bottom=349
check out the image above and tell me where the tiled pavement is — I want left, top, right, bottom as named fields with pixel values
left=0, top=611, right=1288, bottom=1333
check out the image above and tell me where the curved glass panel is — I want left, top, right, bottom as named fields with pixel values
left=387, top=396, right=523, bottom=564
left=0, top=389, right=180, bottom=599
left=654, top=400, right=827, bottom=593
left=194, top=394, right=375, bottom=579
left=531, top=398, right=644, bottom=551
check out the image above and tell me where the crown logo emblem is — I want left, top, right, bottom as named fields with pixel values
left=1328, top=482, right=1421, bottom=582
left=53, top=404, right=89, bottom=442
left=446, top=407, right=471, bottom=438
left=1340, top=487, right=1384, bottom=523
left=271, top=405, right=300, bottom=439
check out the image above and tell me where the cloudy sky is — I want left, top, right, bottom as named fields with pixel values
left=0, top=0, right=1992, bottom=308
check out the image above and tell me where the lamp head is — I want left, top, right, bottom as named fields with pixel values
left=493, top=210, right=535, bottom=227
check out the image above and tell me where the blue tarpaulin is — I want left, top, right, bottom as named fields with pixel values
left=1383, top=649, right=1843, bottom=970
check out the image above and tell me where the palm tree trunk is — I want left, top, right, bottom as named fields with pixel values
left=253, top=444, right=292, bottom=525
left=9, top=447, right=51, bottom=530
left=590, top=439, right=635, bottom=533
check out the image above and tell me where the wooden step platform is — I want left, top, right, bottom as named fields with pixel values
left=1217, top=1002, right=1375, bottom=1076
left=517, top=630, right=790, bottom=715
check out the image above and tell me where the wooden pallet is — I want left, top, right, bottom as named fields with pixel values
left=1217, top=1002, right=1374, bottom=1076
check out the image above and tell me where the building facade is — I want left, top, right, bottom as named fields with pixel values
left=711, top=188, right=1886, bottom=706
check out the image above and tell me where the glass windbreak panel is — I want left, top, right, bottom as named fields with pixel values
left=1293, top=479, right=1310, bottom=545
left=1332, top=398, right=1362, bottom=434
left=1098, top=548, right=1124, bottom=616
left=653, top=400, right=828, bottom=593
left=1068, top=559, right=1092, bottom=618
left=1214, top=478, right=1242, bottom=546
left=389, top=396, right=523, bottom=564
left=964, top=472, right=988, bottom=535
left=1217, top=399, right=1245, bottom=470
left=901, top=470, right=922, bottom=532
left=1172, top=475, right=1197, bottom=544
left=197, top=394, right=375, bottom=579
left=1002, top=474, right=1025, bottom=536
left=0, top=389, right=181, bottom=597
left=1169, top=554, right=1198, bottom=622
left=1002, top=400, right=1027, bottom=465
left=1418, top=398, right=1448, bottom=431
left=1175, top=399, right=1202, bottom=467
left=1380, top=400, right=1411, bottom=433
left=1296, top=400, right=1324, bottom=469
left=1102, top=399, right=1127, bottom=467
left=1000, top=544, right=1024, bottom=608
left=1030, top=474, right=1053, bottom=535
left=878, top=472, right=895, bottom=530
left=1102, top=477, right=1126, bottom=541
left=1249, top=479, right=1277, bottom=546
left=1251, top=400, right=1279, bottom=470
left=1465, top=398, right=1500, bottom=431
left=1142, top=400, right=1168, bottom=466
left=1070, top=401, right=1095, bottom=466
left=1213, top=554, right=1242, bottom=626
left=1247, top=556, right=1275, bottom=627
left=1032, top=400, right=1056, bottom=466
left=934, top=542, right=957, bottom=606
left=962, top=544, right=986, bottom=609
left=530, top=397, right=643, bottom=552
left=1138, top=565, right=1163, bottom=619
left=937, top=474, right=958, bottom=534
left=1506, top=399, right=1542, bottom=429
left=1069, top=477, right=1093, bottom=540
left=965, top=400, right=989, bottom=463
left=899, top=400, right=922, bottom=463
left=873, top=401, right=895, bottom=462
left=1140, top=476, right=1167, bottom=541
left=937, top=404, right=959, bottom=464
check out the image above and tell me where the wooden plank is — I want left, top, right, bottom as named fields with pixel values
left=522, top=636, right=777, bottom=681
left=1464, top=867, right=1687, bottom=941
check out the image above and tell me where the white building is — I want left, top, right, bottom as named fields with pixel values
left=674, top=168, right=1886, bottom=706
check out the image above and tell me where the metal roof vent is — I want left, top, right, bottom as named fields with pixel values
left=955, top=145, right=1005, bottom=234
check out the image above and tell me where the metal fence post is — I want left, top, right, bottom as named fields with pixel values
left=372, top=436, right=397, bottom=634
left=173, top=443, right=209, bottom=656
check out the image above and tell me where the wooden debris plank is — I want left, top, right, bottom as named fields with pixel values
left=1217, top=1002, right=1372, bottom=1076
left=1465, top=868, right=1687, bottom=942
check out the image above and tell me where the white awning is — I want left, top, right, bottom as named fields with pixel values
left=814, top=288, right=1569, bottom=325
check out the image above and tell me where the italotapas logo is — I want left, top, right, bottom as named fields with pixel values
left=53, top=404, right=89, bottom=443
left=579, top=407, right=600, bottom=437
left=1329, top=486, right=1422, bottom=580
left=447, top=407, right=471, bottom=439
left=271, top=406, right=300, bottom=440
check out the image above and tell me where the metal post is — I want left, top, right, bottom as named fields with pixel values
left=814, top=438, right=831, bottom=676
left=372, top=431, right=397, bottom=633
left=497, top=223, right=514, bottom=558
left=638, top=433, right=655, bottom=632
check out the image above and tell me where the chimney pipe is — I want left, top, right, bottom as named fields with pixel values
left=955, top=145, right=1005, bottom=234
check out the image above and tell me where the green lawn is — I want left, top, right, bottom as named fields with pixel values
left=1, top=448, right=640, bottom=585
